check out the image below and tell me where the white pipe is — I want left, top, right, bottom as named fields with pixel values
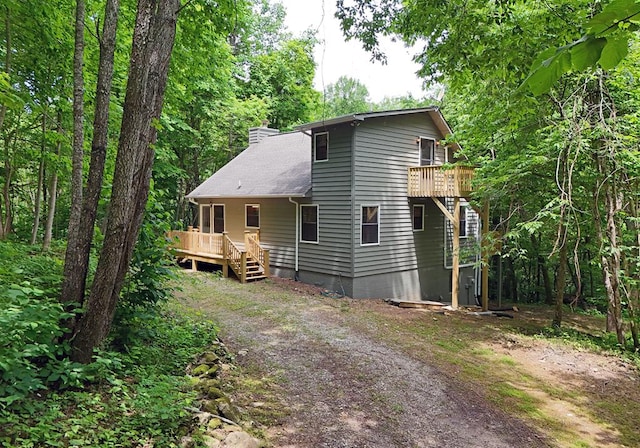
left=288, top=197, right=299, bottom=275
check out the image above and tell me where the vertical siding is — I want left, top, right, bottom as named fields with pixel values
left=298, top=125, right=354, bottom=276
left=352, top=113, right=443, bottom=277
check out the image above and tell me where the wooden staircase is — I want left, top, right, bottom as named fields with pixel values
left=168, top=229, right=269, bottom=283
left=244, top=256, right=267, bottom=282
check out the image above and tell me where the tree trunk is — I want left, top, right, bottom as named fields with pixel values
left=62, top=0, right=85, bottom=257
left=61, top=0, right=119, bottom=310
left=1, top=133, right=14, bottom=238
left=0, top=5, right=11, bottom=134
left=0, top=6, right=11, bottom=238
left=552, top=225, right=568, bottom=328
left=43, top=112, right=62, bottom=251
left=31, top=113, right=47, bottom=245
left=72, top=0, right=180, bottom=363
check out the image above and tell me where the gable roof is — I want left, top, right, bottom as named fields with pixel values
left=297, top=107, right=458, bottom=150
left=187, top=131, right=311, bottom=199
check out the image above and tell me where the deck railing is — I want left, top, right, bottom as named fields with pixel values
left=223, top=233, right=245, bottom=282
left=245, top=232, right=270, bottom=277
left=168, top=230, right=224, bottom=255
left=168, top=228, right=269, bottom=283
left=407, top=165, right=474, bottom=197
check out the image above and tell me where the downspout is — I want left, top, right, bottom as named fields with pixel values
left=288, top=197, right=300, bottom=280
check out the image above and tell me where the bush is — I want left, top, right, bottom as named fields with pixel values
left=0, top=285, right=83, bottom=407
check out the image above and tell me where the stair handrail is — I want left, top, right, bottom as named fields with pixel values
left=223, top=233, right=246, bottom=281
left=245, top=232, right=270, bottom=277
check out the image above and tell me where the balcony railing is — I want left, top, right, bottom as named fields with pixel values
left=407, top=165, right=474, bottom=197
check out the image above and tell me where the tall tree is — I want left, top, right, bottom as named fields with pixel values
left=316, top=75, right=370, bottom=119
left=61, top=0, right=120, bottom=312
left=72, top=0, right=181, bottom=362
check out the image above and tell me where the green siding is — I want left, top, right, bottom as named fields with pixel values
left=352, top=114, right=447, bottom=279
left=298, top=125, right=354, bottom=276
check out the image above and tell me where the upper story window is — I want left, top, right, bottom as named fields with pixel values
left=412, top=204, right=424, bottom=231
left=245, top=204, right=260, bottom=228
left=361, top=205, right=380, bottom=246
left=300, top=204, right=319, bottom=243
left=419, top=137, right=435, bottom=166
left=314, top=132, right=328, bottom=162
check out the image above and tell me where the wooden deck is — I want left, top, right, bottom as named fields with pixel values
left=168, top=229, right=270, bottom=282
left=407, top=166, right=474, bottom=197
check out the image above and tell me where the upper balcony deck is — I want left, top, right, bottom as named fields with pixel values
left=407, top=165, right=474, bottom=198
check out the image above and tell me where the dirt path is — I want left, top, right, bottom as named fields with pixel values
left=176, top=274, right=549, bottom=448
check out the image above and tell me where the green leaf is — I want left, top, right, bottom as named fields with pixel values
left=523, top=48, right=572, bottom=96
left=587, top=0, right=640, bottom=35
left=599, top=34, right=630, bottom=69
left=570, top=37, right=606, bottom=71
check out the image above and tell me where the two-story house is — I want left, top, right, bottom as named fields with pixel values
left=171, top=108, right=481, bottom=306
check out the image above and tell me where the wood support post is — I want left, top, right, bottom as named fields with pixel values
left=481, top=200, right=490, bottom=311
left=452, top=197, right=460, bottom=309
left=264, top=250, right=270, bottom=277
left=240, top=252, right=247, bottom=283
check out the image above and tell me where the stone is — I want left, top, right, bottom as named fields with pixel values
left=216, top=399, right=241, bottom=423
left=179, top=436, right=195, bottom=448
left=202, top=435, right=221, bottom=448
left=205, top=386, right=225, bottom=399
left=222, top=431, right=261, bottom=448
left=206, top=365, right=220, bottom=378
left=192, top=363, right=210, bottom=376
left=202, top=399, right=219, bottom=414
left=207, top=417, right=223, bottom=430
left=196, top=412, right=213, bottom=425
left=201, top=352, right=220, bottom=364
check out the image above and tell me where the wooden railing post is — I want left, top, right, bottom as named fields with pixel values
left=240, top=252, right=247, bottom=283
left=263, top=250, right=270, bottom=277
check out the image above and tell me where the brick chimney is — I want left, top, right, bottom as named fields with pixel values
left=248, top=120, right=279, bottom=144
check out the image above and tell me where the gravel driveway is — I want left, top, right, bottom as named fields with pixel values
left=177, top=274, right=549, bottom=448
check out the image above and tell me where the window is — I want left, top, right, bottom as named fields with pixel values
left=314, top=132, right=328, bottom=162
left=245, top=204, right=260, bottom=228
left=213, top=204, right=225, bottom=233
left=200, top=205, right=211, bottom=233
left=412, top=204, right=424, bottom=231
left=419, top=137, right=435, bottom=166
left=361, top=205, right=380, bottom=245
left=300, top=205, right=318, bottom=243
left=459, top=206, right=467, bottom=237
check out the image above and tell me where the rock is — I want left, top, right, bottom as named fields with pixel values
left=202, top=399, right=219, bottom=414
left=206, top=365, right=220, bottom=378
left=222, top=431, right=261, bottom=448
left=196, top=412, right=213, bottom=425
left=193, top=363, right=210, bottom=376
left=201, top=352, right=220, bottom=364
left=179, top=436, right=195, bottom=448
left=202, top=435, right=221, bottom=448
left=207, top=417, right=223, bottom=430
left=216, top=399, right=241, bottom=423
left=197, top=378, right=222, bottom=393
left=204, top=385, right=225, bottom=399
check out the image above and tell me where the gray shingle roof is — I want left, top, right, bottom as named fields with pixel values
left=187, top=131, right=311, bottom=199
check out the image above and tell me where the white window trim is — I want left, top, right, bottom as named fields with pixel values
left=412, top=204, right=425, bottom=232
left=460, top=206, right=469, bottom=239
left=314, top=131, right=329, bottom=162
left=245, top=204, right=260, bottom=229
left=360, top=204, right=380, bottom=246
left=200, top=204, right=212, bottom=233
left=212, top=203, right=225, bottom=234
left=300, top=204, right=319, bottom=244
left=419, top=136, right=436, bottom=166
